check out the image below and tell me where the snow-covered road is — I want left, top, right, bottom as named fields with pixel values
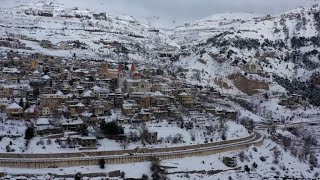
left=0, top=132, right=263, bottom=168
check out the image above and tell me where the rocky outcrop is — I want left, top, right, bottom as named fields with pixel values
left=228, top=74, right=269, bottom=95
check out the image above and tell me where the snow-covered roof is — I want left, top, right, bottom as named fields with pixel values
left=25, top=105, right=36, bottom=113
left=92, top=85, right=108, bottom=93
left=81, top=111, right=93, bottom=117
left=82, top=90, right=94, bottom=97
left=78, top=136, right=97, bottom=140
left=2, top=84, right=31, bottom=90
left=92, top=85, right=101, bottom=91
left=66, top=93, right=73, bottom=98
left=178, top=92, right=188, bottom=96
left=125, top=79, right=143, bottom=83
left=152, top=91, right=164, bottom=97
left=33, top=70, right=40, bottom=74
left=76, top=85, right=84, bottom=89
left=56, top=90, right=64, bottom=95
left=2, top=67, right=20, bottom=73
left=122, top=101, right=135, bottom=109
left=62, top=117, right=84, bottom=125
left=42, top=75, right=51, bottom=80
left=40, top=94, right=66, bottom=98
left=6, top=102, right=22, bottom=110
left=36, top=117, right=50, bottom=126
left=74, top=69, right=89, bottom=74
left=75, top=102, right=85, bottom=107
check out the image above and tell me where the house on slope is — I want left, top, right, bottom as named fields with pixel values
left=123, top=79, right=150, bottom=94
left=6, top=102, right=23, bottom=119
left=241, top=60, right=263, bottom=74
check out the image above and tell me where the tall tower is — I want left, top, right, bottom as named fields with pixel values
left=130, top=64, right=136, bottom=77
left=103, top=63, right=109, bottom=77
left=31, top=60, right=39, bottom=69
left=118, top=63, right=124, bottom=90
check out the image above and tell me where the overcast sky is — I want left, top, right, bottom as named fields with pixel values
left=72, top=0, right=319, bottom=24
left=98, top=0, right=318, bottom=20
left=2, top=0, right=320, bottom=25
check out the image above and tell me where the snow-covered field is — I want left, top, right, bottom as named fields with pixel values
left=0, top=162, right=151, bottom=179
left=2, top=132, right=318, bottom=179
left=0, top=119, right=249, bottom=153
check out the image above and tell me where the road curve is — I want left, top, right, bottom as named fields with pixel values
left=0, top=132, right=263, bottom=169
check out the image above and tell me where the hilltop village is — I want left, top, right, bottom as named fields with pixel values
left=0, top=52, right=253, bottom=154
left=2, top=2, right=320, bottom=178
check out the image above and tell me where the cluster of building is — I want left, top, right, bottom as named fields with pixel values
left=0, top=53, right=238, bottom=149
left=278, top=93, right=309, bottom=109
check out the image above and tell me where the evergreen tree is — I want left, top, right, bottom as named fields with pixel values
left=109, top=78, right=117, bottom=92
left=99, top=158, right=105, bottom=169
left=100, top=121, right=124, bottom=136
left=19, top=98, right=24, bottom=108
left=24, top=97, right=30, bottom=110
left=33, top=88, right=40, bottom=97
left=74, top=172, right=81, bottom=180
left=25, top=126, right=34, bottom=140
left=142, top=174, right=149, bottom=180
left=150, top=158, right=166, bottom=180
left=80, top=124, right=88, bottom=136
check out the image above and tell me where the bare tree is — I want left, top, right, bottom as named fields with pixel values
left=140, top=125, right=149, bottom=146
left=46, top=138, right=52, bottom=145
left=239, top=151, right=245, bottom=162
left=172, top=133, right=183, bottom=144
left=302, top=136, right=313, bottom=160
left=190, top=131, right=196, bottom=141
left=120, top=138, right=129, bottom=149
left=51, top=110, right=62, bottom=123
left=273, top=147, right=281, bottom=164
left=309, top=153, right=318, bottom=167
left=282, top=136, right=292, bottom=151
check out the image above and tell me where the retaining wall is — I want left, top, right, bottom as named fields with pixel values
left=0, top=133, right=263, bottom=168
left=0, top=133, right=255, bottom=159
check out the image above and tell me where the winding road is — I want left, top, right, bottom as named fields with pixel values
left=0, top=132, right=263, bottom=169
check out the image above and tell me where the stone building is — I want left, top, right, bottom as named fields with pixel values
left=78, top=137, right=97, bottom=148
left=177, top=92, right=193, bottom=107
left=241, top=61, right=263, bottom=74
left=6, top=102, right=23, bottom=119
left=123, top=79, right=150, bottom=93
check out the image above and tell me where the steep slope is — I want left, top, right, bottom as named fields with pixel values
left=171, top=5, right=320, bottom=97
left=2, top=1, right=320, bottom=98
left=0, top=1, right=179, bottom=61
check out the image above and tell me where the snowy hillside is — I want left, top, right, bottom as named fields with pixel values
left=2, top=1, right=320, bottom=96
left=169, top=5, right=320, bottom=100
left=0, top=1, right=178, bottom=61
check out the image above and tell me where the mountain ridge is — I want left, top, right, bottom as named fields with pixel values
left=2, top=1, right=320, bottom=98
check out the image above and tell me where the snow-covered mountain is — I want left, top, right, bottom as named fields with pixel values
left=173, top=5, right=320, bottom=80
left=169, top=5, right=320, bottom=101
left=2, top=1, right=320, bottom=99
left=0, top=1, right=178, bottom=61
